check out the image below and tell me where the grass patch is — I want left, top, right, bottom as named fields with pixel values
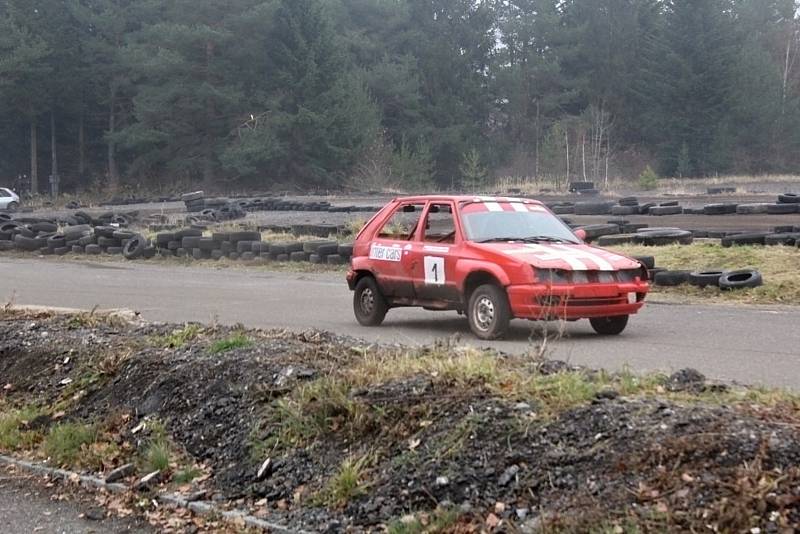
left=156, top=324, right=203, bottom=349
left=142, top=437, right=172, bottom=473
left=611, top=243, right=800, bottom=305
left=174, top=466, right=202, bottom=484
left=270, top=377, right=377, bottom=447
left=0, top=406, right=45, bottom=451
left=387, top=508, right=460, bottom=534
left=315, top=454, right=371, bottom=508
left=44, top=422, right=96, bottom=466
left=209, top=332, right=252, bottom=354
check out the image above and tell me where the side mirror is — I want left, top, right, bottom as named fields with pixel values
left=574, top=228, right=587, bottom=241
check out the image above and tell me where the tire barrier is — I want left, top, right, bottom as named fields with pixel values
left=181, top=191, right=380, bottom=215
left=0, top=213, right=354, bottom=266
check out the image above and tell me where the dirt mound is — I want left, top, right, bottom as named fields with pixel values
left=1, top=310, right=799, bottom=532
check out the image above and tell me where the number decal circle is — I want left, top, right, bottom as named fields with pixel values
left=424, top=256, right=445, bottom=285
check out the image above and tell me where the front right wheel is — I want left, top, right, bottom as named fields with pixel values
left=589, top=315, right=629, bottom=336
left=468, top=284, right=511, bottom=340
left=353, top=276, right=388, bottom=326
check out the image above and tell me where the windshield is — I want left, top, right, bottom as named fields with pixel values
left=460, top=201, right=580, bottom=244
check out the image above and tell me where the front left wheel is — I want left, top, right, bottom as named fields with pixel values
left=353, top=276, right=388, bottom=326
left=589, top=315, right=629, bottom=336
left=468, top=284, right=511, bottom=340
left=6, top=202, right=18, bottom=212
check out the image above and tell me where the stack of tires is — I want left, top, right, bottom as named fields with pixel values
left=652, top=268, right=763, bottom=291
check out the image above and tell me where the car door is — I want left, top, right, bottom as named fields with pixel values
left=409, top=201, right=462, bottom=303
left=368, top=202, right=425, bottom=299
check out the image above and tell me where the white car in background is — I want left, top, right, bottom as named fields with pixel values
left=0, top=188, right=20, bottom=211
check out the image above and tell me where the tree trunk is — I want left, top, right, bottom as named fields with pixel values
left=564, top=129, right=570, bottom=184
left=50, top=111, right=58, bottom=197
left=203, top=40, right=216, bottom=191
left=30, top=119, right=38, bottom=195
left=534, top=100, right=540, bottom=180
left=108, top=87, right=120, bottom=191
left=78, top=111, right=86, bottom=180
left=581, top=131, right=587, bottom=181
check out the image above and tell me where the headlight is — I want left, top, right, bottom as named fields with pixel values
left=616, top=269, right=643, bottom=283
left=534, top=268, right=570, bottom=284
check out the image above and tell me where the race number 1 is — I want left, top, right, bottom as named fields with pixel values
left=424, top=256, right=445, bottom=285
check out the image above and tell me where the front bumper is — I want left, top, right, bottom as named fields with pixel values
left=507, top=281, right=649, bottom=320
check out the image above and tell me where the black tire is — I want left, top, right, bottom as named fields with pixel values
left=106, top=246, right=124, bottom=255
left=719, top=269, right=763, bottom=290
left=703, top=203, right=731, bottom=215
left=777, top=193, right=800, bottom=204
left=574, top=202, right=614, bottom=215
left=85, top=244, right=102, bottom=255
left=633, top=255, right=655, bottom=270
left=197, top=237, right=217, bottom=251
left=47, top=235, right=66, bottom=249
left=326, top=254, right=344, bottom=265
left=290, top=251, right=308, bottom=262
left=568, top=181, right=595, bottom=192
left=765, top=233, right=800, bottom=246
left=316, top=243, right=340, bottom=257
left=13, top=234, right=46, bottom=251
left=229, top=231, right=261, bottom=242
left=97, top=236, right=120, bottom=247
left=338, top=244, right=354, bottom=257
left=736, top=203, right=770, bottom=215
left=309, top=253, right=322, bottom=264
left=467, top=284, right=511, bottom=340
left=579, top=224, right=620, bottom=241
left=123, top=234, right=147, bottom=260
left=767, top=203, right=798, bottom=214
left=6, top=201, right=18, bottom=212
left=634, top=230, right=693, bottom=246
left=53, top=246, right=70, bottom=256
left=182, top=236, right=202, bottom=249
left=237, top=241, right=254, bottom=253
left=618, top=196, right=639, bottom=206
left=590, top=315, right=629, bottom=336
left=353, top=276, right=388, bottom=327
left=654, top=270, right=690, bottom=286
left=181, top=191, right=204, bottom=202
left=611, top=205, right=638, bottom=216
left=595, top=234, right=637, bottom=246
left=721, top=232, right=769, bottom=247
left=648, top=205, right=683, bottom=216
left=688, top=270, right=727, bottom=288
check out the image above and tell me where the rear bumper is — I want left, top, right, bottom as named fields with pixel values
left=507, top=281, right=649, bottom=320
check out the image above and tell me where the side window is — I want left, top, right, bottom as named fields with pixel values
left=422, top=203, right=457, bottom=243
left=0, top=189, right=9, bottom=198
left=377, top=203, right=425, bottom=241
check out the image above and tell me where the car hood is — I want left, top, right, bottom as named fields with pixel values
left=473, top=242, right=641, bottom=271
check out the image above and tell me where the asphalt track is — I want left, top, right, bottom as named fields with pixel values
left=1, top=257, right=799, bottom=389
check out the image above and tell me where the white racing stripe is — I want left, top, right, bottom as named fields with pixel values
left=552, top=245, right=614, bottom=271
left=485, top=202, right=503, bottom=212
left=510, top=202, right=528, bottom=212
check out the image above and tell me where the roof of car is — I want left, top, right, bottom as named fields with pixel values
left=393, top=195, right=545, bottom=205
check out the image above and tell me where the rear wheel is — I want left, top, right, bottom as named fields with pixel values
left=468, top=284, right=511, bottom=340
left=353, top=276, right=388, bottom=326
left=589, top=315, right=629, bottom=336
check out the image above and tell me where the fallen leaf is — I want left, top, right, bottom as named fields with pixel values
left=408, top=438, right=421, bottom=450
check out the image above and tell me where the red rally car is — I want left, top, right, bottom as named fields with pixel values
left=346, top=196, right=650, bottom=340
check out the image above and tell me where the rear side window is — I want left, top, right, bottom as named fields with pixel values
left=377, top=203, right=425, bottom=241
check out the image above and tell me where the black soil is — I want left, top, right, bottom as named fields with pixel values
left=1, top=311, right=798, bottom=532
